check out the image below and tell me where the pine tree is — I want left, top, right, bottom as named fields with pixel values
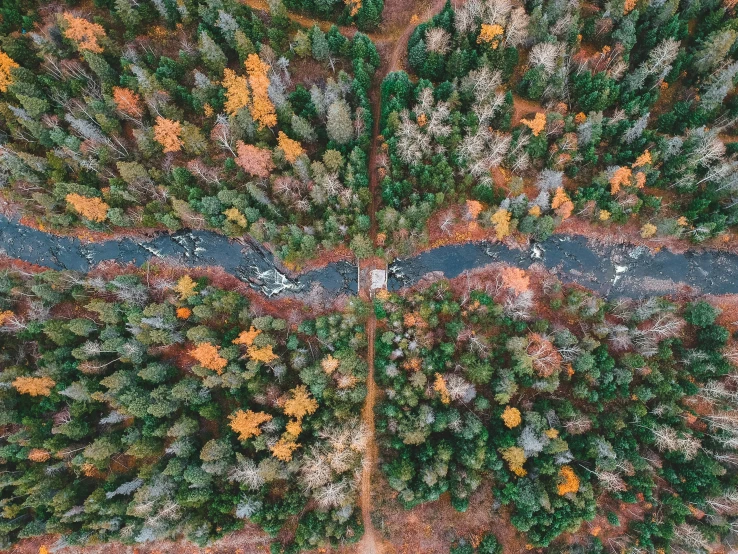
left=199, top=31, right=227, bottom=75
left=326, top=99, right=353, bottom=145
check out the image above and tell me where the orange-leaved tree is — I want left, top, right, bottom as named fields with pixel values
left=521, top=113, right=546, bottom=137
left=0, top=310, right=15, bottom=325
left=28, top=449, right=51, bottom=462
left=112, top=86, right=143, bottom=118
left=0, top=50, right=19, bottom=93
left=222, top=68, right=250, bottom=116
left=153, top=116, right=183, bottom=153
left=12, top=376, right=56, bottom=397
left=609, top=166, right=632, bottom=195
left=62, top=13, right=107, bottom=53
left=189, top=342, right=228, bottom=374
left=271, top=436, right=300, bottom=461
left=233, top=326, right=261, bottom=347
left=66, top=193, right=109, bottom=222
left=277, top=131, right=305, bottom=164
left=557, top=465, right=580, bottom=495
left=500, top=266, right=530, bottom=295
left=245, top=53, right=276, bottom=129
left=229, top=409, right=273, bottom=441
left=235, top=141, right=274, bottom=177
left=551, top=187, right=573, bottom=219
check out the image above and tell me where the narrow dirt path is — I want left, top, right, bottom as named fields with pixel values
left=358, top=314, right=378, bottom=554
left=359, top=3, right=450, bottom=553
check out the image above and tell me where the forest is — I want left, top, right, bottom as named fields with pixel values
left=0, top=266, right=369, bottom=552
left=377, top=0, right=738, bottom=255
left=0, top=0, right=378, bottom=267
left=2, top=0, right=738, bottom=552
left=374, top=270, right=738, bottom=552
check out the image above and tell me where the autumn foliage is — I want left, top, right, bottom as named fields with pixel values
left=247, top=344, right=278, bottom=364
left=235, top=141, right=274, bottom=178
left=477, top=24, right=504, bottom=47
left=12, top=376, right=55, bottom=397
left=521, top=113, right=547, bottom=136
left=189, top=342, right=228, bottom=374
left=277, top=131, right=305, bottom=164
left=62, top=13, right=106, bottom=53
left=0, top=50, right=19, bottom=93
left=233, top=326, right=261, bottom=347
left=229, top=409, right=273, bottom=441
left=245, top=54, right=276, bottom=129
left=500, top=267, right=530, bottom=295
left=112, top=87, right=143, bottom=118
left=174, top=275, right=198, bottom=300
left=283, top=385, right=319, bottom=420
left=222, top=68, right=250, bottom=116
left=557, top=466, right=580, bottom=495
left=501, top=446, right=527, bottom=477
left=153, top=116, right=183, bottom=153
left=551, top=187, right=573, bottom=219
left=65, top=193, right=109, bottom=222
left=491, top=208, right=511, bottom=240
left=433, top=373, right=451, bottom=404
left=28, top=449, right=51, bottom=462
left=502, top=406, right=522, bottom=428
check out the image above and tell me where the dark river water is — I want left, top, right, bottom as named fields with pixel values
left=2, top=216, right=737, bottom=298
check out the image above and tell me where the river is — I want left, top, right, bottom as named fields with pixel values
left=1, top=216, right=736, bottom=298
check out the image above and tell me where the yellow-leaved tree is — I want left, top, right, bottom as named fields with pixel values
left=321, top=354, right=340, bottom=374
left=501, top=446, right=527, bottom=477
left=477, top=24, right=504, bottom=47
left=66, top=193, right=109, bottom=223
left=247, top=344, right=278, bottom=364
left=245, top=53, right=276, bottom=129
left=174, top=275, right=198, bottom=300
left=491, top=208, right=511, bottom=240
left=229, top=409, right=273, bottom=441
left=433, top=373, right=451, bottom=404
left=277, top=131, right=305, bottom=164
left=222, top=68, right=250, bottom=116
left=283, top=385, right=318, bottom=420
left=501, top=406, right=522, bottom=428
left=13, top=376, right=56, bottom=397
left=0, top=50, right=19, bottom=93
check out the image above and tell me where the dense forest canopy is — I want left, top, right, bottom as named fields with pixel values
left=2, top=0, right=738, bottom=552
left=377, top=0, right=738, bottom=256
left=0, top=0, right=378, bottom=267
left=0, top=267, right=369, bottom=552
left=375, top=272, right=738, bottom=552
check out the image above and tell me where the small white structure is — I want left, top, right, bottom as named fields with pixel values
left=370, top=269, right=387, bottom=291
